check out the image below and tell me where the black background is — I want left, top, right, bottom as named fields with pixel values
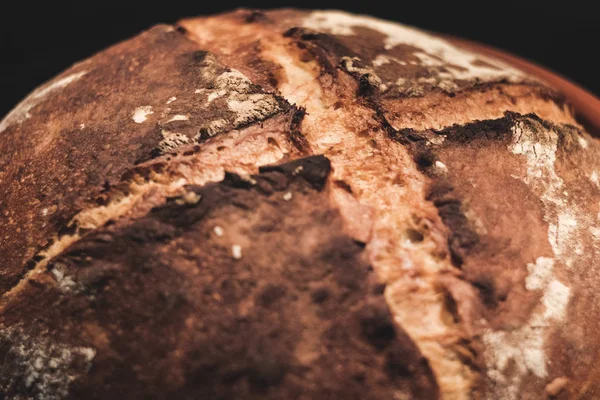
left=1, top=0, right=598, bottom=117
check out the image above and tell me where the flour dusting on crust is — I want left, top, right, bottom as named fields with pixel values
left=510, top=119, right=586, bottom=267
left=0, top=325, right=95, bottom=400
left=483, top=263, right=571, bottom=400
left=152, top=54, right=285, bottom=155
left=480, top=118, right=592, bottom=399
left=302, top=10, right=526, bottom=95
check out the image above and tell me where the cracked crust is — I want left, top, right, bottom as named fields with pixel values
left=1, top=8, right=599, bottom=400
left=0, top=156, right=440, bottom=399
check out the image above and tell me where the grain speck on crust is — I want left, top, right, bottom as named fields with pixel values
left=232, top=244, right=243, bottom=259
left=434, top=161, right=448, bottom=172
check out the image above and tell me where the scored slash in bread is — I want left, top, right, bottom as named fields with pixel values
left=0, top=8, right=598, bottom=400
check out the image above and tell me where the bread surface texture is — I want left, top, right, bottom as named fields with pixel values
left=0, top=9, right=598, bottom=400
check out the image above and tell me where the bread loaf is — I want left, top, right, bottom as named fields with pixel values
left=1, top=9, right=598, bottom=400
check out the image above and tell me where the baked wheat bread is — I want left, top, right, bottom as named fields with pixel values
left=0, top=8, right=599, bottom=400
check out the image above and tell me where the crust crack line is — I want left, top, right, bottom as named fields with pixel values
left=251, top=26, right=479, bottom=400
left=0, top=113, right=298, bottom=308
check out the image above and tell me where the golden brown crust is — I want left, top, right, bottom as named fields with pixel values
left=1, top=8, right=599, bottom=400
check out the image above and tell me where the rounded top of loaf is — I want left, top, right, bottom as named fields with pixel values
left=0, top=8, right=599, bottom=400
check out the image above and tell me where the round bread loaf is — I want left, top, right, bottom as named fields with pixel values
left=1, top=8, right=599, bottom=400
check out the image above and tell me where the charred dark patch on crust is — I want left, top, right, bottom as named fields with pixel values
left=471, top=275, right=499, bottom=308
left=287, top=106, right=310, bottom=153
left=433, top=111, right=528, bottom=143
left=412, top=141, right=436, bottom=168
left=426, top=181, right=479, bottom=267
left=0, top=156, right=439, bottom=400
left=363, top=99, right=406, bottom=144
left=259, top=154, right=330, bottom=191
left=241, top=9, right=272, bottom=24
left=534, top=86, right=569, bottom=110
left=284, top=27, right=358, bottom=77
left=174, top=24, right=188, bottom=35
left=390, top=111, right=549, bottom=146
left=334, top=180, right=353, bottom=194
left=397, top=127, right=428, bottom=143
